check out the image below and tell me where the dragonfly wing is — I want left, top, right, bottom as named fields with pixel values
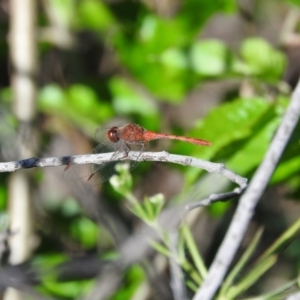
left=63, top=160, right=119, bottom=186
left=63, top=163, right=102, bottom=185
left=63, top=141, right=116, bottom=185
left=63, top=129, right=148, bottom=186
left=92, top=140, right=148, bottom=182
left=90, top=139, right=122, bottom=176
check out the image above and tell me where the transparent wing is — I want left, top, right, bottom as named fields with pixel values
left=63, top=126, right=148, bottom=186
left=63, top=159, right=122, bottom=185
left=89, top=140, right=148, bottom=183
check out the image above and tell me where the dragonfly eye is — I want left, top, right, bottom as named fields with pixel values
left=106, top=127, right=119, bottom=143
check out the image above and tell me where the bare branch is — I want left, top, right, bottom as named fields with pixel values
left=0, top=151, right=247, bottom=207
left=193, top=79, right=300, bottom=300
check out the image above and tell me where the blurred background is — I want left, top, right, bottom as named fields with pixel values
left=0, top=0, right=300, bottom=299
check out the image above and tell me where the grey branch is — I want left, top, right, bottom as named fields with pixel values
left=0, top=151, right=247, bottom=207
left=193, top=79, right=300, bottom=300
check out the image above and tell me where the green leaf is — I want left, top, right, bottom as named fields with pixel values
left=190, top=40, right=229, bottom=76
left=148, top=240, right=171, bottom=256
left=60, top=198, right=81, bottom=217
left=109, top=163, right=133, bottom=196
left=190, top=98, right=272, bottom=158
left=68, top=84, right=99, bottom=110
left=41, top=280, right=92, bottom=298
left=286, top=0, right=300, bottom=7
left=39, top=84, right=67, bottom=110
left=129, top=204, right=149, bottom=222
left=47, top=0, right=75, bottom=28
left=117, top=45, right=189, bottom=101
left=132, top=193, right=165, bottom=223
left=115, top=16, right=195, bottom=101
left=181, top=224, right=207, bottom=279
left=75, top=0, right=115, bottom=31
left=43, top=0, right=228, bottom=105
left=39, top=84, right=113, bottom=132
left=271, top=112, right=300, bottom=184
left=33, top=253, right=68, bottom=274
left=271, top=156, right=300, bottom=184
left=257, top=217, right=300, bottom=264
left=224, top=219, right=300, bottom=299
left=240, top=38, right=286, bottom=80
left=148, top=193, right=165, bottom=218
left=137, top=16, right=194, bottom=50
left=0, top=185, right=7, bottom=210
left=181, top=98, right=280, bottom=182
left=70, top=217, right=98, bottom=248
left=226, top=256, right=277, bottom=300
left=180, top=0, right=237, bottom=34
left=110, top=77, right=158, bottom=116
left=245, top=278, right=300, bottom=300
left=226, top=111, right=280, bottom=174
left=160, top=48, right=188, bottom=70
left=219, top=228, right=264, bottom=296
left=110, top=266, right=145, bottom=300
left=0, top=87, right=12, bottom=103
left=67, top=84, right=112, bottom=121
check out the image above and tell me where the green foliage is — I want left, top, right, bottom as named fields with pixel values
left=110, top=163, right=165, bottom=225
left=109, top=163, right=133, bottom=197
left=110, top=265, right=146, bottom=300
left=34, top=254, right=95, bottom=298
left=110, top=77, right=158, bottom=116
left=0, top=186, right=7, bottom=210
left=180, top=224, right=207, bottom=280
left=271, top=116, right=300, bottom=186
left=240, top=38, right=286, bottom=80
left=40, top=279, right=93, bottom=298
left=70, top=217, right=98, bottom=248
left=217, top=218, right=300, bottom=299
left=39, top=83, right=113, bottom=133
left=285, top=0, right=300, bottom=8
left=179, top=97, right=285, bottom=184
left=130, top=193, right=165, bottom=224
left=109, top=163, right=300, bottom=300
left=1, top=0, right=299, bottom=299
left=111, top=0, right=238, bottom=101
left=75, top=0, right=116, bottom=31
left=190, top=40, right=230, bottom=76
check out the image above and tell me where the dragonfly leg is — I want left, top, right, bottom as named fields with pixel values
left=118, top=143, right=131, bottom=159
left=134, top=142, right=146, bottom=161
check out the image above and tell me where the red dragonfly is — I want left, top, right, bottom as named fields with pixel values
left=64, top=124, right=211, bottom=184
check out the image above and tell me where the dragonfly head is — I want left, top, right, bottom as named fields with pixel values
left=106, top=126, right=119, bottom=143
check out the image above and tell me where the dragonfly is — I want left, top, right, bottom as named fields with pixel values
left=63, top=123, right=211, bottom=185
